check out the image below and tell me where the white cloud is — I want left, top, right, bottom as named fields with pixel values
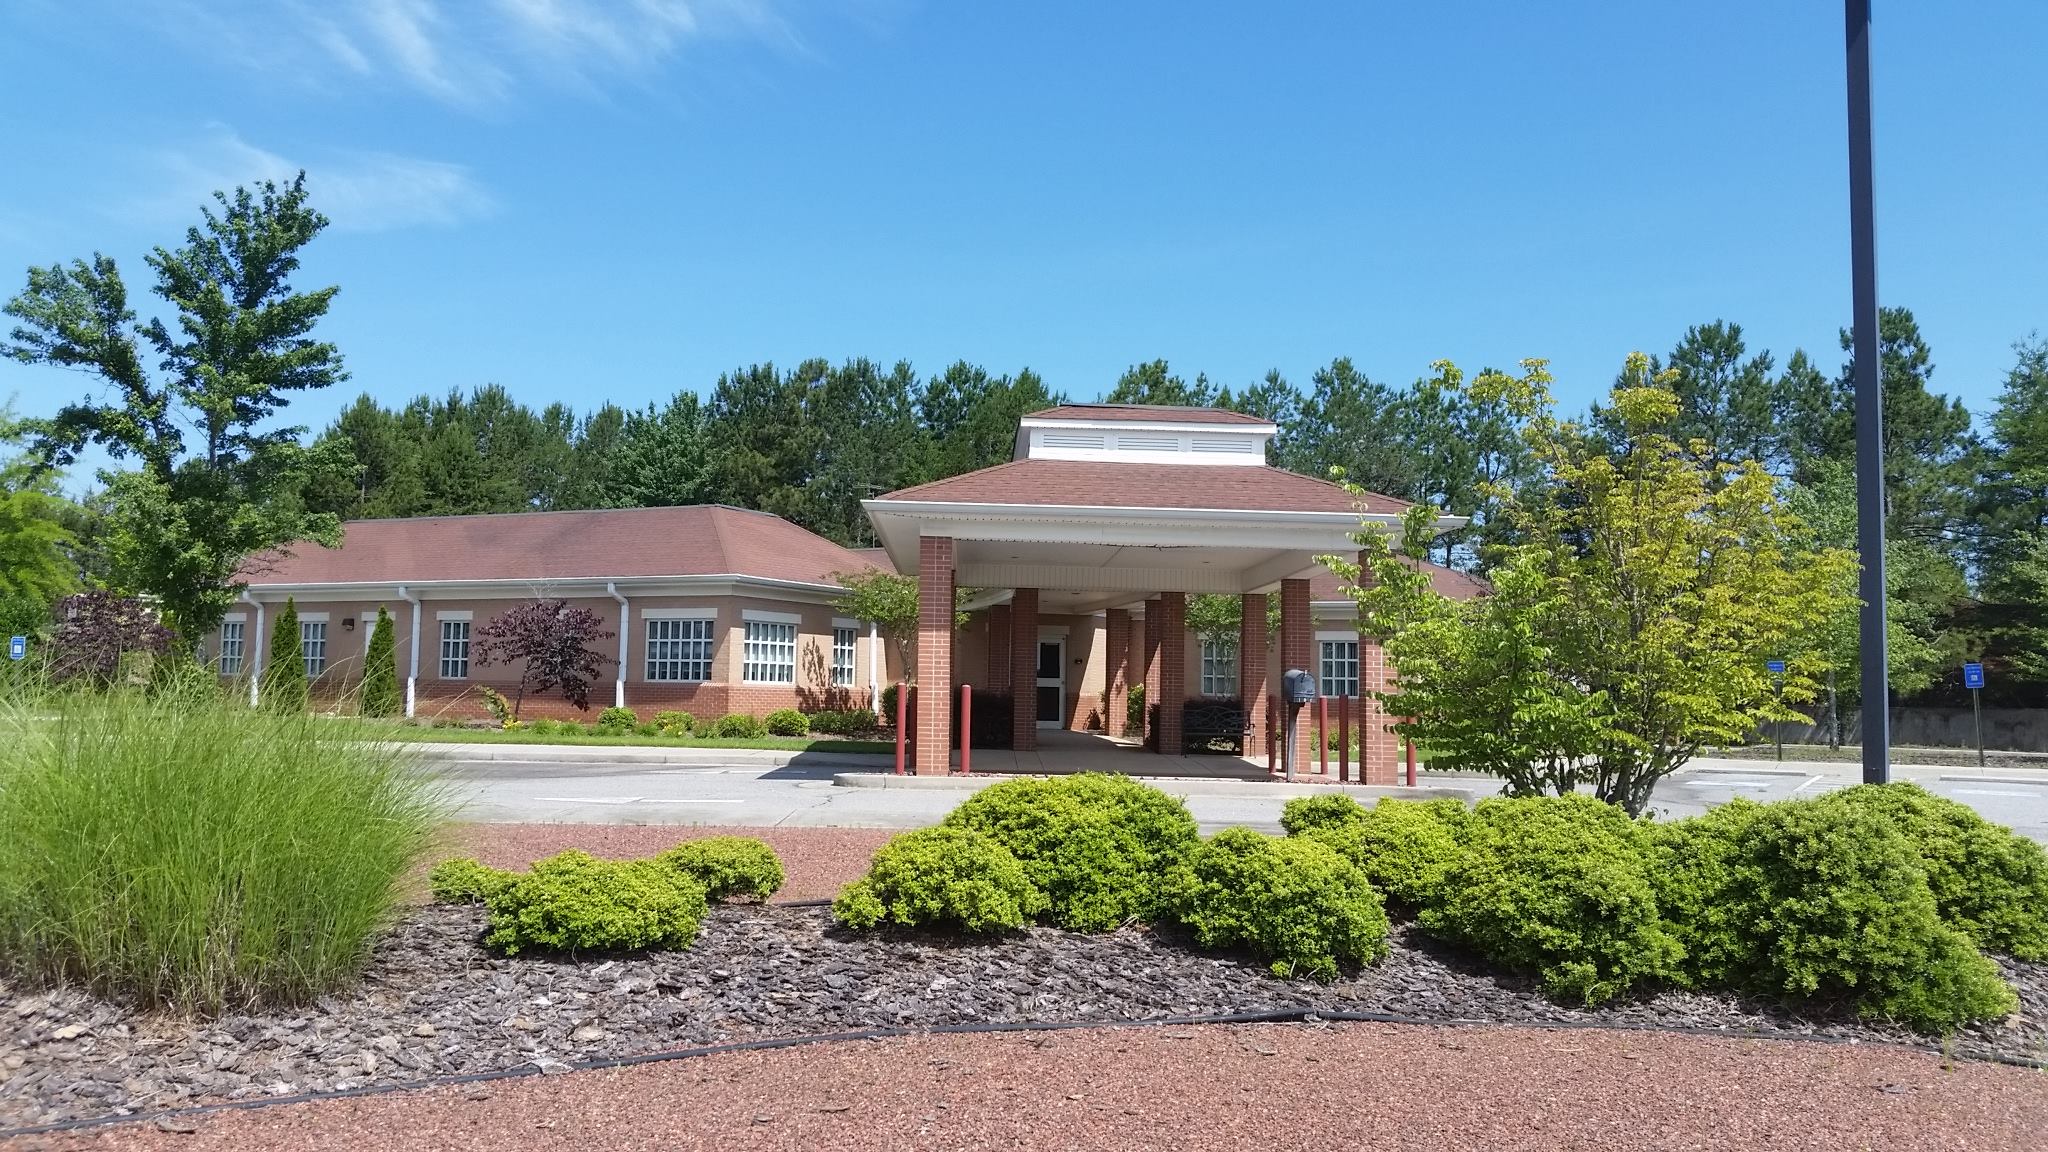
left=145, top=128, right=495, bottom=234
left=287, top=0, right=789, bottom=106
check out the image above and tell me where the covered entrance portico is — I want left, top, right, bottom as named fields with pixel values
left=864, top=404, right=1459, bottom=783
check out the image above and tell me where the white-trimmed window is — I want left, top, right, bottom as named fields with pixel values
left=439, top=617, right=471, bottom=680
left=1318, top=634, right=1360, bottom=698
left=831, top=624, right=857, bottom=687
left=743, top=614, right=797, bottom=684
left=647, top=617, right=715, bottom=682
left=1199, top=639, right=1238, bottom=697
left=217, top=618, right=245, bottom=676
left=301, top=618, right=328, bottom=678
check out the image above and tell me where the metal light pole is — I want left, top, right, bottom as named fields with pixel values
left=1846, top=0, right=1889, bottom=784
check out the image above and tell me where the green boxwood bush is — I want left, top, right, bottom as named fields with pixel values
left=833, top=827, right=1045, bottom=934
left=1704, top=797, right=2014, bottom=1033
left=806, top=709, right=880, bottom=736
left=1278, top=793, right=1369, bottom=837
left=942, top=773, right=1199, bottom=931
left=709, top=713, right=765, bottom=739
left=1172, top=828, right=1390, bottom=980
left=653, top=710, right=695, bottom=737
left=483, top=850, right=707, bottom=956
left=1295, top=797, right=1470, bottom=917
left=596, top=706, right=637, bottom=734
left=428, top=857, right=511, bottom=905
left=1818, top=783, right=2048, bottom=962
left=1422, top=794, right=1680, bottom=1005
left=763, top=708, right=810, bottom=737
left=658, top=836, right=785, bottom=902
left=1649, top=799, right=1769, bottom=989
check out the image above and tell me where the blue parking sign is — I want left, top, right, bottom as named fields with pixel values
left=1766, top=659, right=1786, bottom=675
left=1963, top=662, right=1986, bottom=690
left=7, top=635, right=24, bottom=661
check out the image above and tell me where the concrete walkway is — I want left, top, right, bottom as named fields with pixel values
left=961, top=728, right=1272, bottom=779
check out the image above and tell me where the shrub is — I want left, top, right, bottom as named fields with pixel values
left=596, top=706, right=638, bottom=734
left=478, top=685, right=514, bottom=729
left=1649, top=799, right=1770, bottom=989
left=653, top=710, right=695, bottom=737
left=832, top=827, right=1044, bottom=934
left=658, top=836, right=785, bottom=902
left=1297, top=797, right=1471, bottom=917
left=428, top=857, right=510, bottom=905
left=1126, top=682, right=1145, bottom=733
left=1422, top=794, right=1680, bottom=1005
left=0, top=687, right=446, bottom=1013
left=556, top=720, right=586, bottom=735
left=264, top=598, right=308, bottom=713
left=361, top=608, right=400, bottom=719
left=634, top=721, right=661, bottom=736
left=709, top=713, right=765, bottom=739
left=1820, top=783, right=2048, bottom=962
left=763, top=708, right=810, bottom=737
left=942, top=773, right=1199, bottom=931
left=806, top=709, right=880, bottom=736
left=1172, top=828, right=1390, bottom=980
left=526, top=717, right=560, bottom=736
left=483, top=850, right=707, bottom=956
left=879, top=683, right=900, bottom=723
left=1279, top=793, right=1368, bottom=837
left=1711, top=797, right=2015, bottom=1033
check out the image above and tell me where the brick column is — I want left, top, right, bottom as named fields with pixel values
left=1105, top=608, right=1132, bottom=738
left=1140, top=601, right=1162, bottom=749
left=1154, top=592, right=1186, bottom=756
left=986, top=605, right=1012, bottom=697
left=915, top=537, right=956, bottom=776
left=1239, top=592, right=1269, bottom=759
left=1010, top=588, right=1039, bottom=752
left=1279, top=577, right=1312, bottom=778
left=1355, top=551, right=1400, bottom=785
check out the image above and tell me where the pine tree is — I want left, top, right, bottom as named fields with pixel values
left=265, top=597, right=307, bottom=712
left=362, top=606, right=400, bottom=718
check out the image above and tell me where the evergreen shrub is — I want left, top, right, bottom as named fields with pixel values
left=483, top=851, right=707, bottom=956
left=1172, top=828, right=1390, bottom=980
left=658, top=836, right=785, bottom=902
left=833, top=827, right=1043, bottom=934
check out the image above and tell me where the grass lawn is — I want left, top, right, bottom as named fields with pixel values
left=383, top=724, right=893, bottom=755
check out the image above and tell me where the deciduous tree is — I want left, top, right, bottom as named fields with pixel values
left=473, top=599, right=615, bottom=717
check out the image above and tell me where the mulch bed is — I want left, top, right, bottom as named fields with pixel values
left=4, top=823, right=2045, bottom=1135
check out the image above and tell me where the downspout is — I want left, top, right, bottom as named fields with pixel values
left=398, top=585, right=421, bottom=719
left=239, top=591, right=263, bottom=708
left=868, top=620, right=882, bottom=713
left=607, top=582, right=629, bottom=710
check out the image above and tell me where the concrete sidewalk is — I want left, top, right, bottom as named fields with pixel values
left=832, top=771, right=1471, bottom=802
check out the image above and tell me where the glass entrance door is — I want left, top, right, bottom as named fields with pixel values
left=1035, top=639, right=1064, bottom=727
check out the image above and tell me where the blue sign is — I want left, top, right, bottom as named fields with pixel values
left=1963, top=662, right=1986, bottom=690
left=7, top=635, right=24, bottom=661
left=1766, top=659, right=1786, bottom=675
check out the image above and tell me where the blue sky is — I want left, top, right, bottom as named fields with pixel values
left=2, top=1, right=2043, bottom=483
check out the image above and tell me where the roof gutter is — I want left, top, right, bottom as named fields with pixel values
left=397, top=584, right=420, bottom=718
left=237, top=591, right=263, bottom=709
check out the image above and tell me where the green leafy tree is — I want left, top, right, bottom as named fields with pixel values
left=1278, top=357, right=1418, bottom=501
left=265, top=597, right=308, bottom=712
left=1102, top=359, right=1217, bottom=407
left=1329, top=355, right=1857, bottom=815
left=0, top=422, right=81, bottom=636
left=606, top=392, right=706, bottom=507
left=703, top=361, right=814, bottom=524
left=2, top=175, right=351, bottom=643
left=831, top=569, right=969, bottom=681
left=918, top=364, right=1058, bottom=481
left=361, top=606, right=399, bottom=718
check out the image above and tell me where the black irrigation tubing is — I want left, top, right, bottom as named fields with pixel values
left=5, top=1007, right=2041, bottom=1141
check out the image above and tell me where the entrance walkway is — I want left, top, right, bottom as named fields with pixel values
left=965, top=728, right=1270, bottom=780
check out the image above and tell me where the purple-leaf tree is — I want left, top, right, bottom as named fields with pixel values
left=49, top=590, right=175, bottom=687
left=473, top=599, right=616, bottom=717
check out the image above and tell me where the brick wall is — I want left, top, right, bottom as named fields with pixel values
left=1104, top=608, right=1131, bottom=738
left=914, top=537, right=956, bottom=774
left=1279, top=577, right=1312, bottom=777
left=1153, top=592, right=1186, bottom=754
left=1139, top=601, right=1161, bottom=749
left=1010, top=589, right=1038, bottom=751
left=1240, top=592, right=1268, bottom=759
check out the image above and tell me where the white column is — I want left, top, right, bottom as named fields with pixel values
left=247, top=599, right=265, bottom=708
left=400, top=585, right=421, bottom=718
left=608, top=582, right=629, bottom=710
left=868, top=620, right=882, bottom=713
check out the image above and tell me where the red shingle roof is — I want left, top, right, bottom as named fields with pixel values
left=873, top=459, right=1409, bottom=515
left=1308, top=560, right=1489, bottom=602
left=1025, top=404, right=1273, bottom=426
left=243, top=506, right=882, bottom=587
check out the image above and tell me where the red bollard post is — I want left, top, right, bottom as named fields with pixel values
left=1338, top=694, right=1351, bottom=783
left=958, top=683, right=972, bottom=776
left=1316, top=696, right=1329, bottom=776
left=893, top=680, right=909, bottom=775
left=1405, top=736, right=1418, bottom=787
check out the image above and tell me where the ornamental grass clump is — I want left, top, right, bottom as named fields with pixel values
left=483, top=850, right=707, bottom=956
left=658, top=836, right=785, bottom=902
left=1286, top=795, right=1471, bottom=917
left=0, top=681, right=447, bottom=1015
left=1171, top=828, right=1390, bottom=980
left=1422, top=794, right=1680, bottom=1006
left=942, top=773, right=1199, bottom=931
left=833, top=827, right=1044, bottom=934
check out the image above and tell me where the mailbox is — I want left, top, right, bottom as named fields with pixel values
left=1282, top=668, right=1317, bottom=705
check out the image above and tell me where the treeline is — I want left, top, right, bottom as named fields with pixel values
left=301, top=307, right=2046, bottom=705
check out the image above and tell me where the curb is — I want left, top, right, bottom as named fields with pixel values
left=1936, top=775, right=2048, bottom=787
left=409, top=744, right=894, bottom=769
left=1680, top=766, right=1814, bottom=778
left=830, top=772, right=1473, bottom=802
